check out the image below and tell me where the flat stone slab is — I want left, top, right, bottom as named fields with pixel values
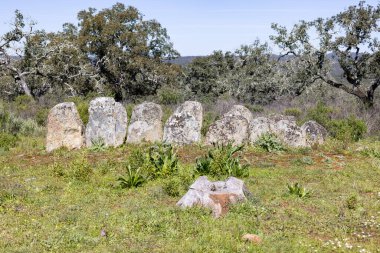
left=177, top=176, right=251, bottom=217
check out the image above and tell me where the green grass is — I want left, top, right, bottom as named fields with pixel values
left=1, top=138, right=380, bottom=252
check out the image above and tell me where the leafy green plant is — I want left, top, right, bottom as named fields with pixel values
left=256, top=133, right=285, bottom=152
left=360, top=148, right=380, bottom=159
left=292, top=156, right=314, bottom=166
left=146, top=143, right=179, bottom=178
left=68, top=157, right=92, bottom=182
left=284, top=107, right=302, bottom=119
left=287, top=182, right=311, bottom=198
left=89, top=138, right=106, bottom=152
left=346, top=195, right=358, bottom=210
left=195, top=143, right=249, bottom=178
left=118, top=165, right=146, bottom=188
left=0, top=132, right=19, bottom=151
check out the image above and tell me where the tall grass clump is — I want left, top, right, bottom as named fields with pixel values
left=195, top=143, right=249, bottom=179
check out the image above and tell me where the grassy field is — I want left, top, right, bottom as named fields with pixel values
left=1, top=137, right=380, bottom=252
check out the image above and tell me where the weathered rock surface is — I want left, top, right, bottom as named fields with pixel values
left=271, top=116, right=306, bottom=147
left=249, top=117, right=274, bottom=143
left=223, top=105, right=253, bottom=124
left=163, top=101, right=202, bottom=145
left=301, top=120, right=328, bottom=146
left=205, top=115, right=249, bottom=146
left=249, top=115, right=306, bottom=147
left=85, top=97, right=127, bottom=147
left=177, top=176, right=251, bottom=218
left=46, top=102, right=84, bottom=152
left=127, top=102, right=163, bottom=143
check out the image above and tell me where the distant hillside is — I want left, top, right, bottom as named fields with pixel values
left=167, top=56, right=201, bottom=66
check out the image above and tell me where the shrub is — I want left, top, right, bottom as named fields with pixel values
left=305, top=102, right=334, bottom=127
left=255, top=133, right=285, bottom=152
left=287, top=182, right=311, bottom=198
left=162, top=176, right=183, bottom=197
left=35, top=108, right=49, bottom=126
left=67, top=97, right=89, bottom=125
left=195, top=143, right=249, bottom=178
left=0, top=132, right=19, bottom=151
left=68, top=157, right=92, bottom=181
left=284, top=107, right=302, bottom=119
left=118, top=165, right=146, bottom=188
left=157, top=86, right=184, bottom=105
left=329, top=116, right=367, bottom=142
left=146, top=143, right=179, bottom=178
left=346, top=195, right=358, bottom=210
left=305, top=102, right=367, bottom=142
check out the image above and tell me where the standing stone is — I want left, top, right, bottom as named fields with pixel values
left=46, top=102, right=84, bottom=152
left=205, top=115, right=249, bottom=146
left=249, top=115, right=306, bottom=147
left=163, top=101, right=203, bottom=145
left=223, top=105, right=253, bottom=124
left=271, top=116, right=306, bottom=147
left=301, top=120, right=328, bottom=146
left=126, top=102, right=163, bottom=143
left=85, top=97, right=127, bottom=147
left=177, top=176, right=252, bottom=218
left=249, top=117, right=274, bottom=143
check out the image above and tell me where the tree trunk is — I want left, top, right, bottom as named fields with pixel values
left=18, top=75, right=33, bottom=97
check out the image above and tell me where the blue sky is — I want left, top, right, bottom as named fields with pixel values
left=0, top=0, right=378, bottom=55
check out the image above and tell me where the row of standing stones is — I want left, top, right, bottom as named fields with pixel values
left=45, top=97, right=328, bottom=152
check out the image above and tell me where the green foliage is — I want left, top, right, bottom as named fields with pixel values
left=346, top=195, right=358, bottom=210
left=271, top=2, right=380, bottom=107
left=162, top=176, right=183, bottom=197
left=35, top=108, right=49, bottom=126
left=89, top=138, right=106, bottom=152
left=0, top=132, right=19, bottom=151
left=195, top=144, right=249, bottom=178
left=68, top=157, right=92, bottom=182
left=256, top=133, right=285, bottom=152
left=201, top=111, right=218, bottom=136
left=67, top=97, right=89, bottom=125
left=305, top=102, right=367, bottom=142
left=287, top=182, right=311, bottom=198
left=146, top=143, right=179, bottom=178
left=292, top=156, right=314, bottom=166
left=284, top=108, right=302, bottom=119
left=360, top=148, right=380, bottom=159
left=157, top=86, right=184, bottom=105
left=329, top=116, right=367, bottom=142
left=118, top=165, right=146, bottom=189
left=305, top=102, right=334, bottom=127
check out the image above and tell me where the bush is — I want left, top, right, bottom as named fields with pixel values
left=255, top=133, right=285, bottom=152
left=305, top=102, right=334, bottom=127
left=195, top=144, right=249, bottom=178
left=67, top=97, right=89, bottom=125
left=35, top=108, right=49, bottom=126
left=284, top=108, right=302, bottom=119
left=0, top=132, right=19, bottom=151
left=329, top=116, right=367, bottom=142
left=68, top=157, right=92, bottom=182
left=157, top=86, right=184, bottom=105
left=146, top=143, right=179, bottom=178
left=305, top=102, right=367, bottom=142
